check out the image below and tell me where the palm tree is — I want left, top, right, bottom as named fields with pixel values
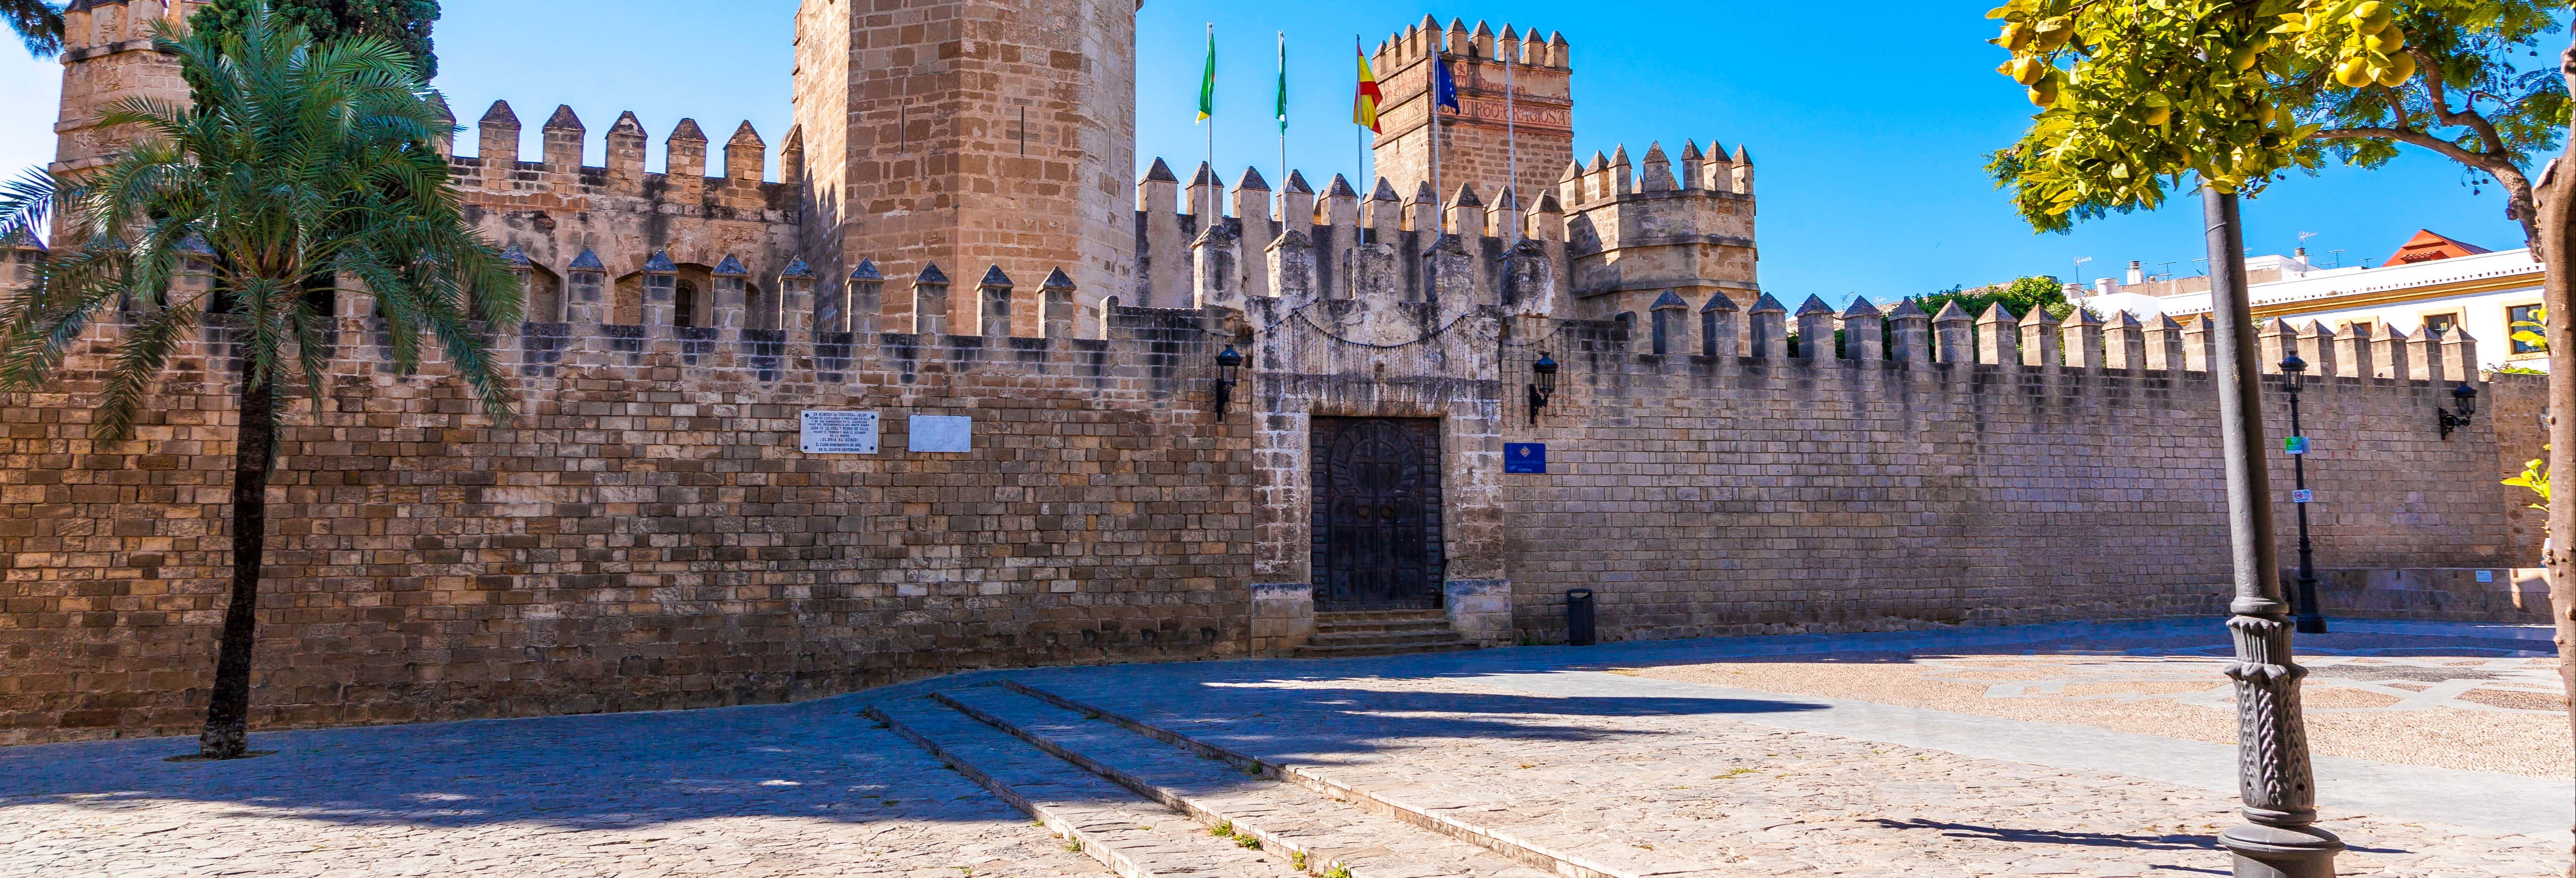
left=0, top=2, right=518, bottom=759
left=5, top=0, right=64, bottom=57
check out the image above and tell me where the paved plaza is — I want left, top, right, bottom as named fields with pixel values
left=0, top=619, right=2562, bottom=878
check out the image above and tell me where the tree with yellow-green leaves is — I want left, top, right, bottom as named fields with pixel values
left=1986, top=2, right=2576, bottom=876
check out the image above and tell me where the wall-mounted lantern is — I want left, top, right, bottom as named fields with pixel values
left=1214, top=344, right=1244, bottom=418
left=1528, top=352, right=1559, bottom=425
left=2438, top=382, right=2479, bottom=439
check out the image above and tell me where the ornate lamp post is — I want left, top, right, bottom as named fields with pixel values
left=2278, top=354, right=2325, bottom=635
left=2205, top=189, right=2340, bottom=878
left=1528, top=352, right=1559, bottom=425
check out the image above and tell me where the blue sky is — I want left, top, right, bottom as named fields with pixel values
left=0, top=0, right=2540, bottom=301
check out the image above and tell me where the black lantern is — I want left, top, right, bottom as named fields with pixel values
left=2278, top=352, right=2307, bottom=393
left=2439, top=382, right=2479, bottom=439
left=1528, top=352, right=1559, bottom=425
left=1213, top=344, right=1244, bottom=418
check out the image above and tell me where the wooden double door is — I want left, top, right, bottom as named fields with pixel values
left=1310, top=418, right=1446, bottom=611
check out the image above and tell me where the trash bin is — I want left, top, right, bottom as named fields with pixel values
left=1565, top=588, right=1596, bottom=647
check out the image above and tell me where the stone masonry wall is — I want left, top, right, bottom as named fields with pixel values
left=2486, top=371, right=2546, bottom=567
left=0, top=306, right=1249, bottom=745
left=1498, top=318, right=2514, bottom=644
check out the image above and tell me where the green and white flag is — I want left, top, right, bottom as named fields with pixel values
left=1276, top=33, right=1288, bottom=133
left=1197, top=25, right=1216, bottom=123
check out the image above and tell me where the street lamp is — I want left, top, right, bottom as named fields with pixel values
left=2437, top=382, right=2479, bottom=439
left=1528, top=352, right=1559, bottom=425
left=1213, top=344, right=1244, bottom=418
left=2279, top=353, right=2325, bottom=635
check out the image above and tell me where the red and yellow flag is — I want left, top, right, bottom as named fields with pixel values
left=1354, top=50, right=1383, bottom=133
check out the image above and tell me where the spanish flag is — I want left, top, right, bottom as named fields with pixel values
left=1353, top=46, right=1383, bottom=133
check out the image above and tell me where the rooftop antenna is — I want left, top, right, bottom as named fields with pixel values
left=2297, top=231, right=2319, bottom=249
left=2072, top=255, right=2094, bottom=280
left=2154, top=261, right=2178, bottom=281
left=2325, top=248, right=2346, bottom=268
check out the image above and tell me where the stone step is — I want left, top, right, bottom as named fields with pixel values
left=1311, top=619, right=1457, bottom=635
left=1306, top=630, right=1470, bottom=647
left=939, top=684, right=1559, bottom=878
left=999, top=680, right=1637, bottom=878
left=1313, top=610, right=1448, bottom=624
left=1292, top=639, right=1482, bottom=659
left=864, top=697, right=1302, bottom=878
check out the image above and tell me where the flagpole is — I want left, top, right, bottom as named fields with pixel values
left=1505, top=38, right=1516, bottom=213
left=1279, top=31, right=1288, bottom=204
left=1205, top=22, right=1215, bottom=178
left=1355, top=35, right=1365, bottom=193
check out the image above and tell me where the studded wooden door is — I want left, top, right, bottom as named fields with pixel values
left=1311, top=418, right=1445, bottom=611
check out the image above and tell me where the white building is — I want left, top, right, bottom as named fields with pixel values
left=2073, top=230, right=2545, bottom=373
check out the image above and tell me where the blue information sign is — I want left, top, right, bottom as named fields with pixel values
left=2284, top=436, right=2310, bottom=456
left=1504, top=443, right=1548, bottom=474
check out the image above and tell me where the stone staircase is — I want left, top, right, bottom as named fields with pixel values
left=867, top=680, right=1599, bottom=878
left=1293, top=610, right=1481, bottom=658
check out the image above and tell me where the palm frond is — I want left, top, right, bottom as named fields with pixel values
left=3, top=0, right=64, bottom=59
left=5, top=0, right=520, bottom=439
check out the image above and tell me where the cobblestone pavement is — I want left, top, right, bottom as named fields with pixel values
left=0, top=619, right=2561, bottom=877
left=1011, top=662, right=2557, bottom=878
left=0, top=700, right=1105, bottom=878
left=1612, top=629, right=2568, bottom=777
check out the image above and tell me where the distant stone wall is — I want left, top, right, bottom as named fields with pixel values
left=0, top=305, right=1249, bottom=745
left=2305, top=568, right=2551, bottom=624
left=1498, top=316, right=2515, bottom=644
left=2486, top=371, right=2546, bottom=567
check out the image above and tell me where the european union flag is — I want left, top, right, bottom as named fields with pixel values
left=1434, top=59, right=1461, bottom=113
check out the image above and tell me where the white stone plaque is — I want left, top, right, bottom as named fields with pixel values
left=799, top=410, right=880, bottom=454
left=909, top=415, right=973, bottom=453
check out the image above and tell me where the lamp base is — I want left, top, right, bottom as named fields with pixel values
left=2221, top=823, right=2343, bottom=878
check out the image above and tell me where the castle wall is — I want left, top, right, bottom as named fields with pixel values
left=448, top=107, right=808, bottom=318
left=0, top=305, right=1250, bottom=745
left=1496, top=310, right=2513, bottom=643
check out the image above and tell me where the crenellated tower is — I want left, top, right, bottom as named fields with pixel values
left=1560, top=139, right=1760, bottom=318
left=793, top=0, right=1138, bottom=337
left=51, top=0, right=211, bottom=178
left=1369, top=17, right=1574, bottom=214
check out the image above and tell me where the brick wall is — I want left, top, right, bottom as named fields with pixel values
left=1497, top=320, right=2515, bottom=643
left=0, top=308, right=1249, bottom=744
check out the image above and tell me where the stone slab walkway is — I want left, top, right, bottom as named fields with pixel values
left=0, top=617, right=2561, bottom=877
left=0, top=696, right=1106, bottom=878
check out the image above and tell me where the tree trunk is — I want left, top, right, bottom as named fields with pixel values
left=2539, top=40, right=2576, bottom=878
left=197, top=371, right=274, bottom=760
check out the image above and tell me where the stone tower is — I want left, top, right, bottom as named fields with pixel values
left=794, top=0, right=1138, bottom=335
left=53, top=0, right=211, bottom=178
left=1370, top=17, right=1573, bottom=215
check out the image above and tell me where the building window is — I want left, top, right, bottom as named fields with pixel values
left=2511, top=304, right=2545, bottom=354
left=2422, top=312, right=2460, bottom=337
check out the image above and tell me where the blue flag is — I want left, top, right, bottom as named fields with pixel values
left=1434, top=59, right=1460, bottom=113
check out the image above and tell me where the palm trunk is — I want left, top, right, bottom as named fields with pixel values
left=198, top=371, right=274, bottom=760
left=2541, top=41, right=2576, bottom=878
